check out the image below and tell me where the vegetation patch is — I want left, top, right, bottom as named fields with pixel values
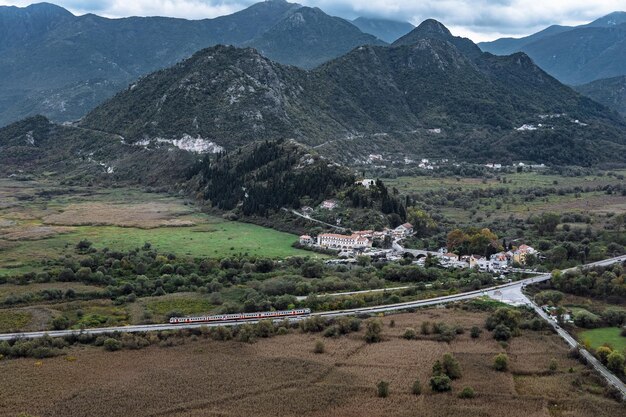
left=580, top=327, right=626, bottom=352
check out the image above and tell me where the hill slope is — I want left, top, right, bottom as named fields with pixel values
left=479, top=12, right=626, bottom=84
left=0, top=1, right=380, bottom=126
left=576, top=76, right=626, bottom=117
left=81, top=22, right=626, bottom=166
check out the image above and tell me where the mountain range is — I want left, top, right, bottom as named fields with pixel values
left=575, top=76, right=626, bottom=117
left=479, top=12, right=626, bottom=85
left=0, top=0, right=399, bottom=127
left=1, top=4, right=626, bottom=178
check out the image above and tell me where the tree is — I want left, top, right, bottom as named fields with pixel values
left=494, top=353, right=509, bottom=371
left=470, top=326, right=482, bottom=338
left=534, top=213, right=560, bottom=235
left=51, top=316, right=69, bottom=330
left=442, top=353, right=462, bottom=379
left=607, top=351, right=625, bottom=374
left=377, top=380, right=389, bottom=398
left=365, top=319, right=383, bottom=343
left=432, top=360, right=444, bottom=376
left=493, top=324, right=512, bottom=341
left=429, top=375, right=452, bottom=392
left=596, top=346, right=613, bottom=365
left=407, top=207, right=437, bottom=236
left=447, top=229, right=467, bottom=251
left=411, top=379, right=422, bottom=395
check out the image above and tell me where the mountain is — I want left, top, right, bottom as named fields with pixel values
left=393, top=19, right=482, bottom=59
left=80, top=26, right=626, bottom=166
left=575, top=76, right=626, bottom=117
left=478, top=25, right=572, bottom=56
left=479, top=12, right=626, bottom=84
left=0, top=116, right=198, bottom=185
left=0, top=1, right=381, bottom=126
left=246, top=7, right=386, bottom=69
left=586, top=11, right=626, bottom=27
left=351, top=17, right=414, bottom=43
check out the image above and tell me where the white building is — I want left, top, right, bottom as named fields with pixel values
left=299, top=235, right=314, bottom=245
left=393, top=223, right=414, bottom=237
left=356, top=179, right=376, bottom=189
left=317, top=233, right=372, bottom=250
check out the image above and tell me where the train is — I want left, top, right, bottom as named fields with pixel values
left=169, top=308, right=312, bottom=324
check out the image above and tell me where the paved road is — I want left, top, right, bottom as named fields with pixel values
left=282, top=208, right=346, bottom=231
left=1, top=255, right=624, bottom=343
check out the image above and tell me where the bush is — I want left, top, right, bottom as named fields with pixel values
left=365, top=319, right=383, bottom=343
left=442, top=353, right=462, bottom=379
left=458, top=386, right=475, bottom=399
left=573, top=311, right=600, bottom=329
left=470, top=326, right=482, bottom=338
left=606, top=351, right=625, bottom=374
left=548, top=358, right=558, bottom=372
left=313, top=340, right=325, bottom=354
left=494, top=353, right=509, bottom=371
left=51, top=315, right=70, bottom=330
left=596, top=346, right=613, bottom=364
left=403, top=328, right=417, bottom=340
left=429, top=375, right=452, bottom=392
left=411, top=379, right=421, bottom=395
left=377, top=380, right=389, bottom=398
left=103, top=338, right=122, bottom=352
left=493, top=324, right=512, bottom=341
left=420, top=321, right=431, bottom=335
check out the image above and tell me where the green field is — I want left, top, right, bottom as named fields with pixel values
left=0, top=310, right=32, bottom=332
left=579, top=327, right=626, bottom=352
left=0, top=180, right=316, bottom=276
left=386, top=170, right=626, bottom=193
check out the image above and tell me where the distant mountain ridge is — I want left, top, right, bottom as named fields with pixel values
left=575, top=76, right=626, bottom=117
left=479, top=11, right=626, bottom=85
left=0, top=0, right=382, bottom=126
left=351, top=17, right=414, bottom=43
left=78, top=20, right=626, bottom=166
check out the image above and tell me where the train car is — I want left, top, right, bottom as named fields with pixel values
left=169, top=308, right=311, bottom=324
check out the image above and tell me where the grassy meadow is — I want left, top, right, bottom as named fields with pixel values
left=579, top=327, right=626, bottom=352
left=0, top=179, right=313, bottom=276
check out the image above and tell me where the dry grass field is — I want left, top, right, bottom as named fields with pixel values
left=0, top=309, right=622, bottom=417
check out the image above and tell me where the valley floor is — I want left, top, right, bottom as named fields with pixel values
left=0, top=309, right=621, bottom=417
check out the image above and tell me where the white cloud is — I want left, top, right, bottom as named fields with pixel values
left=1, top=0, right=624, bottom=41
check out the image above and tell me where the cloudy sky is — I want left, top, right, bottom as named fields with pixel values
left=2, top=0, right=625, bottom=41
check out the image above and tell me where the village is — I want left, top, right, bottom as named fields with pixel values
left=299, top=218, right=539, bottom=275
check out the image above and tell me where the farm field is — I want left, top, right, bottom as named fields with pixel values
left=386, top=170, right=626, bottom=193
left=0, top=179, right=313, bottom=276
left=385, top=170, right=626, bottom=224
left=579, top=327, right=626, bottom=352
left=0, top=309, right=621, bottom=417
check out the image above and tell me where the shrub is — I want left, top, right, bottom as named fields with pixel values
left=389, top=319, right=395, bottom=328
left=493, top=324, right=512, bottom=341
left=103, top=338, right=122, bottom=352
left=606, top=351, right=625, bottom=374
left=429, top=375, right=452, bottom=392
left=420, top=321, right=431, bottom=335
left=596, top=346, right=613, bottom=364
left=51, top=316, right=70, bottom=330
left=377, top=380, right=389, bottom=398
left=323, top=325, right=339, bottom=338
left=365, top=319, right=383, bottom=343
left=411, top=379, right=421, bottom=395
left=442, top=353, right=462, bottom=379
left=470, top=326, right=482, bottom=338
left=548, top=358, right=558, bottom=372
left=313, top=340, right=325, bottom=354
left=458, top=387, right=475, bottom=399
left=494, top=353, right=509, bottom=371
left=403, top=328, right=417, bottom=340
